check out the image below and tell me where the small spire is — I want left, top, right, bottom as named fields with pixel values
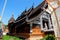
left=11, top=12, right=14, bottom=18
left=12, top=14, right=14, bottom=18
left=31, top=3, right=34, bottom=10
left=25, top=8, right=26, bottom=12
left=25, top=7, right=27, bottom=12
left=12, top=12, right=14, bottom=16
left=32, top=3, right=34, bottom=8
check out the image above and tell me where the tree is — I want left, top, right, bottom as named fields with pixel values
left=40, top=35, right=56, bottom=40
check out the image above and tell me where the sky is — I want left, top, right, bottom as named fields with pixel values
left=0, top=0, right=44, bottom=25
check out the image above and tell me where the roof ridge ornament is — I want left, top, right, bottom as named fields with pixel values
left=32, top=3, right=34, bottom=8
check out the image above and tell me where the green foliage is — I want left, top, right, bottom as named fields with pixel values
left=40, top=35, right=56, bottom=40
left=3, top=35, right=22, bottom=40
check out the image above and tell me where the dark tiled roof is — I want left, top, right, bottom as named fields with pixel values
left=14, top=0, right=48, bottom=25
left=15, top=6, right=34, bottom=22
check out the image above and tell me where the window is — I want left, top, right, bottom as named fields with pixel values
left=41, top=11, right=52, bottom=30
left=42, top=19, right=49, bottom=29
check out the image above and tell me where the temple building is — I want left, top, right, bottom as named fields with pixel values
left=8, top=0, right=54, bottom=40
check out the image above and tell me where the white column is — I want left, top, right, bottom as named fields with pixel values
left=48, top=17, right=52, bottom=29
left=45, top=23, right=48, bottom=30
left=30, top=22, right=32, bottom=33
left=40, top=16, right=43, bottom=30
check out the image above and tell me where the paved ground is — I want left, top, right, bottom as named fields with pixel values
left=56, top=37, right=60, bottom=40
left=26, top=36, right=43, bottom=40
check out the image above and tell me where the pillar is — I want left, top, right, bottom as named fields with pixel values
left=30, top=22, right=32, bottom=34
left=40, top=16, right=43, bottom=30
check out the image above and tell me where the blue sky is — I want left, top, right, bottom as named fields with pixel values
left=0, top=0, right=43, bottom=25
